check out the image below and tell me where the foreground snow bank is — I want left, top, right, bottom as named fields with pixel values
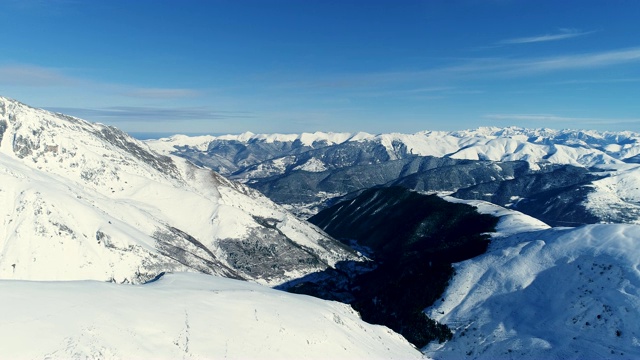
left=0, top=273, right=421, bottom=360
left=426, top=223, right=640, bottom=359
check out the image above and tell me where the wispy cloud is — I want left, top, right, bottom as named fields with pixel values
left=485, top=113, right=640, bottom=126
left=485, top=114, right=579, bottom=122
left=46, top=106, right=253, bottom=122
left=0, top=65, right=79, bottom=86
left=123, top=88, right=202, bottom=99
left=552, top=77, right=640, bottom=85
left=436, top=47, right=640, bottom=78
left=511, top=47, right=640, bottom=73
left=0, top=63, right=203, bottom=100
left=324, top=47, right=640, bottom=87
left=347, top=86, right=455, bottom=98
left=498, top=29, right=594, bottom=45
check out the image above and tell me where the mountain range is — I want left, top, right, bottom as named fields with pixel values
left=147, top=128, right=640, bottom=225
left=3, top=95, right=640, bottom=359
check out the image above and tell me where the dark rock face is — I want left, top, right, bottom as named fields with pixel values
left=282, top=187, right=499, bottom=348
left=152, top=227, right=241, bottom=280
left=217, top=216, right=331, bottom=282
left=13, top=134, right=39, bottom=158
left=0, top=120, right=6, bottom=147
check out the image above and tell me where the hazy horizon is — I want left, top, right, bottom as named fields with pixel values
left=2, top=1, right=640, bottom=134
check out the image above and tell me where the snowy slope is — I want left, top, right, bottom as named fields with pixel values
left=0, top=96, right=357, bottom=285
left=424, top=202, right=640, bottom=359
left=0, top=272, right=422, bottom=360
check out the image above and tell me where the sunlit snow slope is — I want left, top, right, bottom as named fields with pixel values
left=0, top=96, right=357, bottom=285
left=425, top=203, right=640, bottom=359
left=0, top=272, right=422, bottom=360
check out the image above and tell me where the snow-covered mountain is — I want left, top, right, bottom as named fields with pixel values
left=6, top=95, right=640, bottom=358
left=148, top=127, right=640, bottom=175
left=0, top=96, right=358, bottom=285
left=284, top=183, right=640, bottom=358
left=425, top=200, right=640, bottom=359
left=147, top=128, right=640, bottom=224
left=0, top=272, right=421, bottom=359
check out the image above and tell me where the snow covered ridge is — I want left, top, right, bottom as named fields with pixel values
left=425, top=221, right=640, bottom=359
left=0, top=96, right=358, bottom=285
left=148, top=126, right=640, bottom=168
left=0, top=272, right=422, bottom=360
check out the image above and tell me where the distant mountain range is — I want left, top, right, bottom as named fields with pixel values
left=147, top=128, right=640, bottom=225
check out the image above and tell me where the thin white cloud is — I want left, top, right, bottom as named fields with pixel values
left=436, top=47, right=640, bottom=78
left=283, top=47, right=640, bottom=91
left=484, top=113, right=640, bottom=125
left=0, top=63, right=202, bottom=100
left=0, top=65, right=78, bottom=86
left=124, top=88, right=202, bottom=99
left=347, top=86, right=456, bottom=98
left=498, top=29, right=594, bottom=45
left=485, top=114, right=578, bottom=122
left=46, top=106, right=253, bottom=122
left=515, top=47, right=640, bottom=72
left=553, top=77, right=640, bottom=85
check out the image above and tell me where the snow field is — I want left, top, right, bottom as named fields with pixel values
left=0, top=273, right=422, bottom=360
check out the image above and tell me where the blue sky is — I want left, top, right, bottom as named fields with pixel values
left=2, top=0, right=640, bottom=135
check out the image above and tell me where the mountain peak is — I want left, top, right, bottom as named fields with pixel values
left=0, top=97, right=358, bottom=285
